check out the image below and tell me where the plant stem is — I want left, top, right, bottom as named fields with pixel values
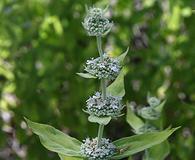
left=96, top=36, right=103, bottom=60
left=96, top=36, right=106, bottom=147
left=97, top=124, right=104, bottom=146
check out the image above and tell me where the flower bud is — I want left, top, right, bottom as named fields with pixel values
left=85, top=54, right=121, bottom=81
left=148, top=96, right=160, bottom=107
left=86, top=92, right=123, bottom=117
left=80, top=137, right=116, bottom=160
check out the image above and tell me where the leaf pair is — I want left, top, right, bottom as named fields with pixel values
left=25, top=118, right=178, bottom=160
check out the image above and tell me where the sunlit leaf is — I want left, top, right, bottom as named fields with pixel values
left=117, top=47, right=129, bottom=64
left=107, top=68, right=126, bottom=97
left=25, top=118, right=83, bottom=157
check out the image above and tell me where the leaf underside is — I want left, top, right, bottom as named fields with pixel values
left=88, top=115, right=111, bottom=125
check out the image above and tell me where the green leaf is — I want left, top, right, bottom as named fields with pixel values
left=76, top=73, right=96, bottom=79
left=107, top=68, right=126, bottom=97
left=59, top=154, right=83, bottom=160
left=154, top=100, right=166, bottom=113
left=88, top=115, right=111, bottom=125
left=143, top=141, right=170, bottom=160
left=126, top=103, right=144, bottom=131
left=25, top=118, right=82, bottom=157
left=112, top=128, right=179, bottom=159
left=117, top=47, right=129, bottom=64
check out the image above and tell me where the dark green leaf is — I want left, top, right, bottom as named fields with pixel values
left=112, top=128, right=179, bottom=159
left=143, top=141, right=170, bottom=160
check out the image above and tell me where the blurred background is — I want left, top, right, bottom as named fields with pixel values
left=0, top=0, right=195, bottom=160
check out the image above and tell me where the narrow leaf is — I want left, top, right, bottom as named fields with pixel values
left=126, top=103, right=144, bottom=131
left=154, top=100, right=166, bottom=113
left=117, top=47, right=129, bottom=64
left=107, top=68, right=126, bottom=97
left=25, top=118, right=82, bottom=157
left=77, top=73, right=96, bottom=79
left=112, top=128, right=179, bottom=159
left=88, top=115, right=111, bottom=125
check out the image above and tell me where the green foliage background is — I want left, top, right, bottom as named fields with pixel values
left=0, top=0, right=195, bottom=160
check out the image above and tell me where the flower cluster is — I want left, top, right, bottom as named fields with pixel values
left=148, top=96, right=160, bottom=107
left=86, top=92, right=123, bottom=117
left=85, top=54, right=121, bottom=80
left=82, top=7, right=113, bottom=36
left=138, top=106, right=161, bottom=120
left=80, top=138, right=116, bottom=160
left=135, top=124, right=159, bottom=135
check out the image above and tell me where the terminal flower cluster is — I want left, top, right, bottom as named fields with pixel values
left=85, top=54, right=121, bottom=80
left=86, top=92, right=123, bottom=117
left=82, top=7, right=113, bottom=36
left=80, top=138, right=116, bottom=160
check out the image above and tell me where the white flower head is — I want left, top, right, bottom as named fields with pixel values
left=80, top=137, right=116, bottom=160
left=82, top=7, right=113, bottom=36
left=85, top=54, right=121, bottom=80
left=148, top=96, right=160, bottom=107
left=86, top=92, right=123, bottom=117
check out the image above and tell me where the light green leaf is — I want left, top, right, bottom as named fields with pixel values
left=25, top=118, right=82, bottom=157
left=143, top=141, right=170, bottom=160
left=88, top=115, right=111, bottom=125
left=112, top=128, right=179, bottom=159
left=117, top=47, right=129, bottom=64
left=59, top=154, right=83, bottom=160
left=76, top=73, right=96, bottom=79
left=126, top=103, right=144, bottom=131
left=107, top=68, right=126, bottom=97
left=154, top=100, right=166, bottom=113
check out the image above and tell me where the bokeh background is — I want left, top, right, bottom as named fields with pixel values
left=0, top=0, right=195, bottom=160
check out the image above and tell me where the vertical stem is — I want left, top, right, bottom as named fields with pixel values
left=101, top=78, right=107, bottom=99
left=96, top=36, right=103, bottom=60
left=96, top=36, right=107, bottom=147
left=97, top=124, right=104, bottom=146
left=144, top=120, right=150, bottom=159
left=145, top=149, right=149, bottom=160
